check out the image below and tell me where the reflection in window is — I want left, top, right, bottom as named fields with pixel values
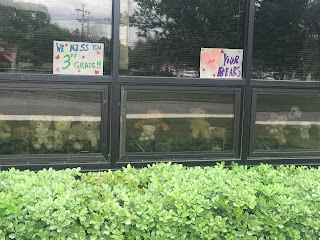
left=119, top=0, right=247, bottom=77
left=0, top=90, right=101, bottom=154
left=253, top=0, right=320, bottom=81
left=122, top=92, right=235, bottom=153
left=0, top=0, right=112, bottom=74
left=255, top=94, right=320, bottom=150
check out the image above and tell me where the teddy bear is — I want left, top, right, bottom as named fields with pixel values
left=53, top=121, right=72, bottom=150
left=81, top=120, right=100, bottom=148
left=188, top=107, right=211, bottom=139
left=139, top=125, right=156, bottom=141
left=288, top=106, right=302, bottom=120
left=32, top=121, right=52, bottom=150
left=0, top=117, right=11, bottom=140
left=266, top=113, right=288, bottom=145
left=293, top=122, right=311, bottom=140
left=30, top=118, right=52, bottom=130
left=68, top=123, right=87, bottom=150
left=12, top=127, right=32, bottom=153
left=135, top=109, right=169, bottom=131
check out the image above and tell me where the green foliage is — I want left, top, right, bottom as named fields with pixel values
left=1, top=163, right=320, bottom=239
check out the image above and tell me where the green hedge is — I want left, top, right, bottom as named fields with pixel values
left=0, top=163, right=320, bottom=239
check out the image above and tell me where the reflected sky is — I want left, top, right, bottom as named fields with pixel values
left=0, top=0, right=112, bottom=38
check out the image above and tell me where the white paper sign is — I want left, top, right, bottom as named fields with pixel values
left=200, top=48, right=243, bottom=79
left=53, top=41, right=104, bottom=75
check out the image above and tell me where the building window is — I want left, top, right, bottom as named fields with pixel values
left=119, top=0, right=247, bottom=78
left=121, top=91, right=237, bottom=154
left=252, top=0, right=320, bottom=81
left=255, top=93, right=320, bottom=150
left=0, top=0, right=112, bottom=74
left=0, top=90, right=101, bottom=154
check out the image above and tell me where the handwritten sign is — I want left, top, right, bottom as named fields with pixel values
left=200, top=48, right=243, bottom=79
left=53, top=41, right=104, bottom=75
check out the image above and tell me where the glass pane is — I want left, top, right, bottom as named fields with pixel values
left=0, top=0, right=111, bottom=74
left=120, top=0, right=247, bottom=77
left=253, top=0, right=320, bottom=81
left=0, top=90, right=101, bottom=154
left=255, top=94, right=320, bottom=150
left=123, top=92, right=235, bottom=153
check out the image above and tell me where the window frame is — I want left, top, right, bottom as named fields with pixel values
left=249, top=88, right=320, bottom=164
left=118, top=85, right=243, bottom=164
left=0, top=0, right=319, bottom=169
left=0, top=81, right=110, bottom=170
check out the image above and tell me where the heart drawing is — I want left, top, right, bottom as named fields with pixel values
left=201, top=49, right=222, bottom=71
left=56, top=67, right=60, bottom=72
left=78, top=69, right=81, bottom=72
left=82, top=56, right=85, bottom=59
left=95, top=70, right=99, bottom=74
left=96, top=50, right=101, bottom=55
left=55, top=55, right=60, bottom=60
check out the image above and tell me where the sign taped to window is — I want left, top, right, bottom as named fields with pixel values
left=200, top=48, right=243, bottom=79
left=53, top=41, right=104, bottom=75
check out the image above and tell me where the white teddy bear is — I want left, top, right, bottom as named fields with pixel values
left=139, top=125, right=156, bottom=141
left=33, top=122, right=51, bottom=149
left=294, top=122, right=311, bottom=140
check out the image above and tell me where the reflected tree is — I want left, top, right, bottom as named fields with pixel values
left=130, top=0, right=246, bottom=70
left=0, top=2, right=111, bottom=74
left=253, top=0, right=319, bottom=80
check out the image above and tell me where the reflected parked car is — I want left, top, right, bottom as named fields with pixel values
left=182, top=70, right=199, bottom=78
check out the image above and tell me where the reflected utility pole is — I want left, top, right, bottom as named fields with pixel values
left=76, top=4, right=91, bottom=41
left=125, top=0, right=133, bottom=47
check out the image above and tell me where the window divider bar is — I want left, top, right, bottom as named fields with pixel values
left=240, top=0, right=256, bottom=164
left=110, top=0, right=121, bottom=168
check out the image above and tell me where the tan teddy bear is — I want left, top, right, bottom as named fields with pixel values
left=189, top=107, right=211, bottom=139
left=266, top=113, right=289, bottom=145
left=53, top=121, right=72, bottom=150
left=81, top=120, right=100, bottom=148
left=0, top=117, right=11, bottom=140
left=13, top=127, right=32, bottom=153
left=134, top=109, right=169, bottom=131
left=68, top=123, right=87, bottom=150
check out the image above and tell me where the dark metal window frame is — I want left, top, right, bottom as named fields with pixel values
left=0, top=0, right=319, bottom=170
left=248, top=88, right=320, bottom=163
left=119, top=85, right=242, bottom=164
left=0, top=82, right=110, bottom=171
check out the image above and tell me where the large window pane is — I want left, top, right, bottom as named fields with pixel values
left=255, top=93, right=320, bottom=150
left=119, top=0, right=247, bottom=77
left=0, top=0, right=112, bottom=74
left=122, top=92, right=236, bottom=153
left=0, top=90, right=101, bottom=154
left=253, top=0, right=320, bottom=81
